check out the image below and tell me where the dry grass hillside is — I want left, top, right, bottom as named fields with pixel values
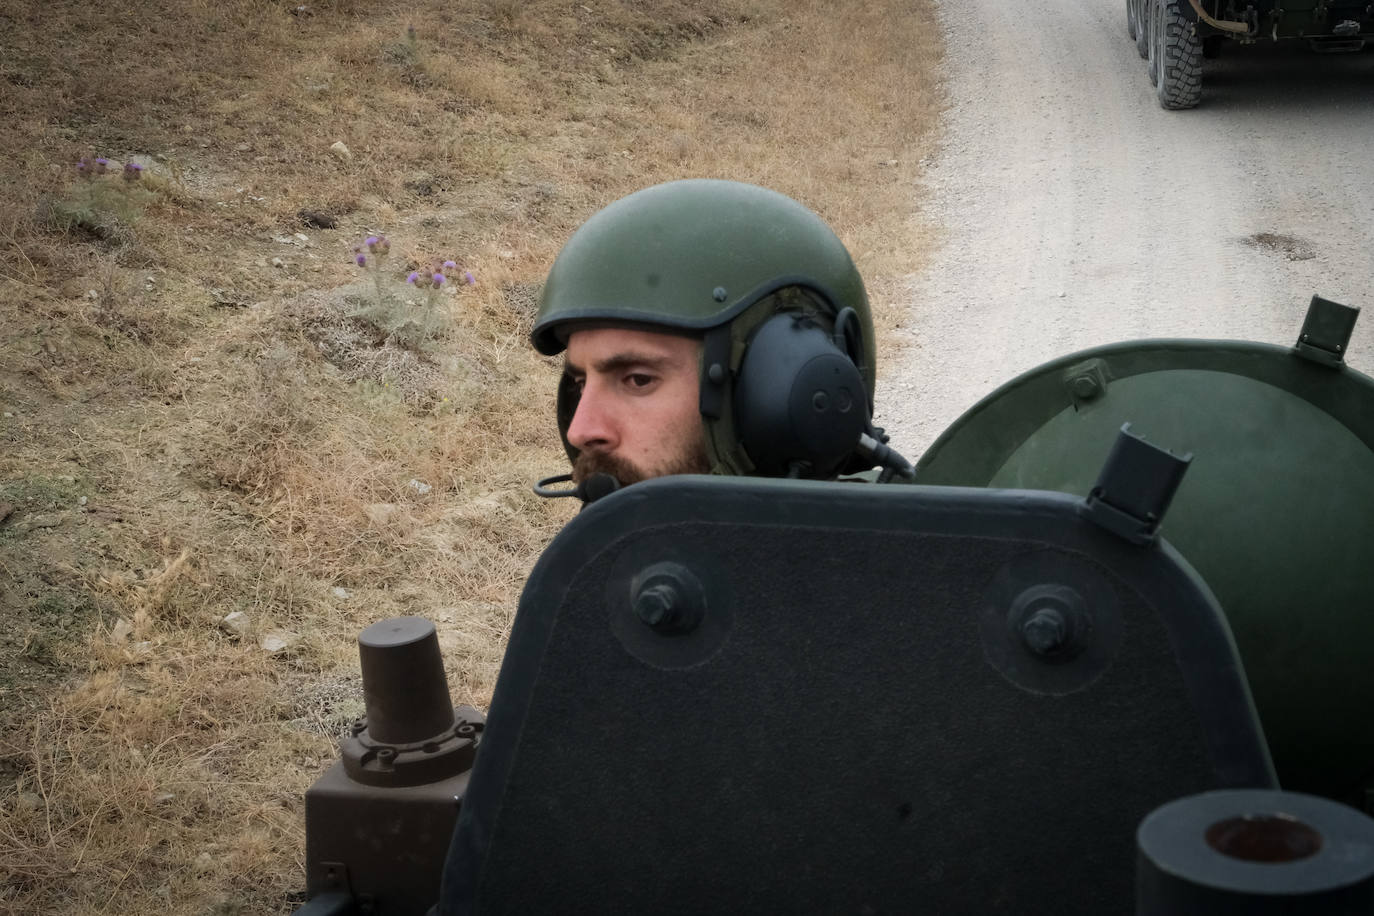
left=0, top=1, right=941, bottom=912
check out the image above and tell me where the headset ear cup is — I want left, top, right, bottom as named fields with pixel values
left=830, top=309, right=882, bottom=478
left=832, top=306, right=870, bottom=411
left=556, top=372, right=582, bottom=465
left=733, top=313, right=870, bottom=478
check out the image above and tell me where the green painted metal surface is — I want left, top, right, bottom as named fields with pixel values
left=915, top=339, right=1374, bottom=805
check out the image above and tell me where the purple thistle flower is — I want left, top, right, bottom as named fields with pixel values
left=442, top=260, right=456, bottom=270
left=407, top=271, right=420, bottom=284
left=122, top=162, right=144, bottom=182
left=355, top=253, right=367, bottom=267
left=365, top=236, right=380, bottom=252
left=432, top=273, right=445, bottom=285
left=463, top=271, right=476, bottom=285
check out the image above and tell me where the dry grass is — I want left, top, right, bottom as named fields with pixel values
left=0, top=0, right=942, bottom=912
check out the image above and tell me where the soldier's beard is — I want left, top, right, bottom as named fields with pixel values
left=571, top=438, right=712, bottom=487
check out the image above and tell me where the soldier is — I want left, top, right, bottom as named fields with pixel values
left=531, top=179, right=912, bottom=500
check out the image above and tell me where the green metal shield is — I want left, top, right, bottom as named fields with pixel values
left=916, top=336, right=1374, bottom=806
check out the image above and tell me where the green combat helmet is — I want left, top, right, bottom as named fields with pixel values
left=531, top=179, right=913, bottom=488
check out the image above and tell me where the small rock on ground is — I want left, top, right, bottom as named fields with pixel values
left=260, top=631, right=298, bottom=654
left=219, top=611, right=250, bottom=638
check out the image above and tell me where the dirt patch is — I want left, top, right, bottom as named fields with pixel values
left=1242, top=231, right=1318, bottom=261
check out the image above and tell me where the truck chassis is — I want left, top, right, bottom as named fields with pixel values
left=1126, top=0, right=1374, bottom=108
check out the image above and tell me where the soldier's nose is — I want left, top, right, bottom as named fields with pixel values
left=567, top=390, right=617, bottom=453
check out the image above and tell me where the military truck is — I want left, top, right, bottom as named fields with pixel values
left=294, top=296, right=1374, bottom=914
left=1126, top=0, right=1374, bottom=109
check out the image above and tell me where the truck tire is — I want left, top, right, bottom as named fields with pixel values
left=1136, top=0, right=1151, bottom=58
left=1155, top=0, right=1203, bottom=109
left=1146, top=0, right=1160, bottom=85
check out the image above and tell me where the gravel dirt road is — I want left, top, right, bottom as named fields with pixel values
left=883, top=0, right=1374, bottom=459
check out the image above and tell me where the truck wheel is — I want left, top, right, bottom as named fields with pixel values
left=1127, top=0, right=1137, bottom=40
left=1147, top=0, right=1160, bottom=85
left=1137, top=0, right=1151, bottom=58
left=1156, top=0, right=1203, bottom=109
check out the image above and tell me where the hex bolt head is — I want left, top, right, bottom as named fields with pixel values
left=1071, top=375, right=1101, bottom=399
left=1021, top=607, right=1068, bottom=655
left=634, top=583, right=679, bottom=628
left=630, top=562, right=706, bottom=634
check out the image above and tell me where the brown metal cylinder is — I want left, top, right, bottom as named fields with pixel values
left=358, top=616, right=455, bottom=745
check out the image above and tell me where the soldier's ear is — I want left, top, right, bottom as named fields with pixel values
left=555, top=370, right=582, bottom=465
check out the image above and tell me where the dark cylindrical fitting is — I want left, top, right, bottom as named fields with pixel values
left=1021, top=606, right=1068, bottom=654
left=1137, top=789, right=1374, bottom=915
left=630, top=563, right=705, bottom=634
left=358, top=616, right=456, bottom=745
left=634, top=583, right=679, bottom=628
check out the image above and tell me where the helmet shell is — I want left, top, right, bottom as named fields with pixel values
left=532, top=179, right=875, bottom=397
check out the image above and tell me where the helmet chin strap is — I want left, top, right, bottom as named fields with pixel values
left=533, top=472, right=622, bottom=506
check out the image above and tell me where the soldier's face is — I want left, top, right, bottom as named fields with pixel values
left=563, top=327, right=711, bottom=485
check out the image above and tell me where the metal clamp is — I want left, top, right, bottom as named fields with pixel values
left=1081, top=424, right=1192, bottom=546
left=1062, top=358, right=1109, bottom=407
left=1294, top=294, right=1360, bottom=368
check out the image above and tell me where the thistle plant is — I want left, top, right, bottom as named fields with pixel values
left=46, top=154, right=155, bottom=241
left=385, top=23, right=427, bottom=83
left=407, top=259, right=475, bottom=340
left=75, top=156, right=110, bottom=178
left=346, top=238, right=475, bottom=344
left=352, top=235, right=391, bottom=306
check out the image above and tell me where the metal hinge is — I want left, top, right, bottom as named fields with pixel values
left=1081, top=424, right=1192, bottom=546
left=1294, top=294, right=1360, bottom=368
